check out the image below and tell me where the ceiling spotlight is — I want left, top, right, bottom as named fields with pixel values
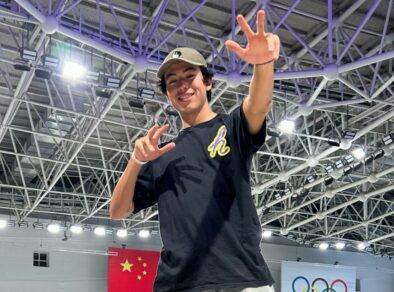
left=352, top=147, right=366, bottom=160
left=372, top=149, right=384, bottom=160
left=382, top=134, right=394, bottom=146
left=306, top=174, right=316, bottom=184
left=47, top=223, right=60, bottom=233
left=19, top=47, right=37, bottom=61
left=42, top=55, right=59, bottom=69
left=335, top=242, right=346, bottom=250
left=70, top=225, right=83, bottom=234
left=138, top=87, right=155, bottom=99
left=342, top=130, right=357, bottom=140
left=357, top=242, right=367, bottom=250
left=319, top=242, right=329, bottom=250
left=325, top=165, right=334, bottom=173
left=138, top=229, right=150, bottom=238
left=262, top=230, right=273, bottom=238
left=129, top=98, right=145, bottom=109
left=116, top=229, right=128, bottom=238
left=62, top=61, right=87, bottom=80
left=0, top=219, right=7, bottom=229
left=94, top=226, right=106, bottom=236
left=335, top=159, right=344, bottom=169
left=102, top=75, right=121, bottom=89
left=327, top=139, right=340, bottom=147
left=343, top=154, right=354, bottom=164
left=278, top=120, right=295, bottom=134
left=267, top=128, right=281, bottom=138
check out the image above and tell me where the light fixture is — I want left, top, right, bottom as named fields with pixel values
left=352, top=161, right=363, bottom=172
left=138, top=87, right=155, bottom=99
left=335, top=242, right=346, bottom=250
left=262, top=230, right=273, bottom=238
left=138, top=229, right=150, bottom=238
left=382, top=134, right=394, bottom=145
left=33, top=222, right=44, bottom=230
left=372, top=149, right=384, bottom=160
left=324, top=176, right=334, bottom=186
left=267, top=128, right=281, bottom=138
left=62, top=61, right=87, bottom=80
left=86, top=70, right=100, bottom=83
left=343, top=154, right=354, bottom=164
left=277, top=120, right=295, bottom=134
left=47, top=223, right=60, bottom=233
left=42, top=55, right=59, bottom=69
left=0, top=219, right=7, bottom=229
left=94, top=226, right=106, bottom=236
left=352, top=147, right=366, bottom=160
left=343, top=165, right=352, bottom=175
left=335, top=160, right=344, bottom=169
left=327, top=139, right=340, bottom=147
left=95, top=88, right=112, bottom=99
left=357, top=242, right=367, bottom=250
left=14, top=58, right=32, bottom=72
left=70, top=225, right=83, bottom=234
left=325, top=165, right=334, bottom=173
left=284, top=188, right=292, bottom=197
left=274, top=193, right=282, bottom=200
left=342, top=130, right=356, bottom=140
left=319, top=242, right=329, bottom=250
left=102, top=75, right=121, bottom=89
left=306, top=174, right=316, bottom=184
left=129, top=98, right=145, bottom=109
left=117, top=229, right=128, bottom=238
left=19, top=47, right=37, bottom=61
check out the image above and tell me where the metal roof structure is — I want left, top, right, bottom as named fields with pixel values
left=0, top=0, right=393, bottom=256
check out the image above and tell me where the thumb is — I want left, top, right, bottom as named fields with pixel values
left=225, top=40, right=245, bottom=58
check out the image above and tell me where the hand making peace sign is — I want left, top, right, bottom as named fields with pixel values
left=225, top=10, right=280, bottom=65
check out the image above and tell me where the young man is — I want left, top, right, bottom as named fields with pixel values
left=110, top=10, right=280, bottom=292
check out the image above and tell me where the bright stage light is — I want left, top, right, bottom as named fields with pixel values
left=262, top=230, right=273, bottom=238
left=62, top=61, right=86, bottom=80
left=138, top=229, right=150, bottom=238
left=47, top=223, right=60, bottom=233
left=278, top=120, right=295, bottom=134
left=352, top=148, right=366, bottom=160
left=319, top=242, right=329, bottom=250
left=335, top=242, right=345, bottom=250
left=117, top=229, right=128, bottom=238
left=94, top=226, right=106, bottom=236
left=70, top=225, right=83, bottom=234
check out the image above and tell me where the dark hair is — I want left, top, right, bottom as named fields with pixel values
left=158, top=66, right=214, bottom=102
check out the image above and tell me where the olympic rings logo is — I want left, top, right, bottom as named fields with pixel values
left=292, top=276, right=348, bottom=292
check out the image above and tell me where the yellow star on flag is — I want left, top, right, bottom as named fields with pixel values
left=142, top=262, right=147, bottom=267
left=120, top=259, right=133, bottom=272
left=137, top=257, right=142, bottom=261
left=142, top=270, right=147, bottom=276
left=137, top=275, right=142, bottom=280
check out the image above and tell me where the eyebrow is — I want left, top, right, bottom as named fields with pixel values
left=165, top=67, right=197, bottom=80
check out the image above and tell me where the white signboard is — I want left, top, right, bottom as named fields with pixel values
left=281, top=261, right=356, bottom=292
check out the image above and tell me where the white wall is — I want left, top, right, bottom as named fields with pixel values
left=0, top=226, right=393, bottom=292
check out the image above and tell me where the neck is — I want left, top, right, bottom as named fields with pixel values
left=181, top=107, right=217, bottom=128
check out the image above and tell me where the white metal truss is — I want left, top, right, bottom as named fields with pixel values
left=0, top=0, right=392, bottom=256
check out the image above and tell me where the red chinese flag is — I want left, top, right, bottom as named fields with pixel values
left=108, top=247, right=160, bottom=292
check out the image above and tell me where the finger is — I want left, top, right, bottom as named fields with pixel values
left=256, top=10, right=265, bottom=35
left=152, top=124, right=170, bottom=142
left=225, top=40, right=246, bottom=59
left=158, top=142, right=176, bottom=155
left=266, top=33, right=275, bottom=51
left=236, top=14, right=254, bottom=39
left=147, top=124, right=159, bottom=139
left=273, top=34, right=280, bottom=60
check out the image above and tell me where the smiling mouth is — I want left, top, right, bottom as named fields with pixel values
left=177, top=93, right=193, bottom=102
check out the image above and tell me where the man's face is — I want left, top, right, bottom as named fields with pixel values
left=164, top=61, right=212, bottom=116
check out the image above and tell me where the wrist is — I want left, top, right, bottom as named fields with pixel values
left=131, top=151, right=148, bottom=165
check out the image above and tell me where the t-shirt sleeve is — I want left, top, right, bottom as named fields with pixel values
left=132, top=162, right=157, bottom=214
left=229, top=102, right=267, bottom=158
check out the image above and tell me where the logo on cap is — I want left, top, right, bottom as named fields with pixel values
left=172, top=51, right=181, bottom=58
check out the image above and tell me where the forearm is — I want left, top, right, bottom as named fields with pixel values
left=245, top=62, right=274, bottom=114
left=109, top=159, right=142, bottom=219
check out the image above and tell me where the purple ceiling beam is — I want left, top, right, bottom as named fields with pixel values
left=336, top=0, right=381, bottom=64
left=146, top=0, right=208, bottom=58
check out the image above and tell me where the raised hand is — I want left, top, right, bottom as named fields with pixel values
left=225, top=10, right=280, bottom=65
left=133, top=124, right=176, bottom=163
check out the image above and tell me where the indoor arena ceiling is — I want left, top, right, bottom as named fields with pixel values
left=0, top=0, right=393, bottom=256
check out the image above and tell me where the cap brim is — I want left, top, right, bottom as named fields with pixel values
left=156, top=58, right=206, bottom=79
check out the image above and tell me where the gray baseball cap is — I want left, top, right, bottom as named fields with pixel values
left=157, top=47, right=207, bottom=79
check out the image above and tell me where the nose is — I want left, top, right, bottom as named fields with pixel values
left=177, top=78, right=190, bottom=92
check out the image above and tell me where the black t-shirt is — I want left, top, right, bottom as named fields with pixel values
left=133, top=105, right=274, bottom=292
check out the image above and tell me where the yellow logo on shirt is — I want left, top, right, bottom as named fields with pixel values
left=207, top=125, right=230, bottom=158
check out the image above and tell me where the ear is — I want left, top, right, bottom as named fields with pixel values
left=204, top=79, right=213, bottom=91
